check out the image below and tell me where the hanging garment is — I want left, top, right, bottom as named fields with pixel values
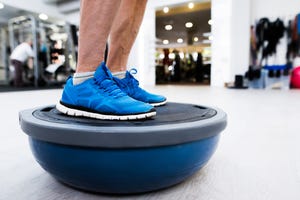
left=297, top=13, right=300, bottom=55
left=256, top=18, right=285, bottom=61
left=298, top=14, right=300, bottom=34
left=290, top=15, right=299, bottom=57
left=250, top=25, right=257, bottom=66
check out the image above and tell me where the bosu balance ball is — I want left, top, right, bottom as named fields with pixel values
left=291, top=66, right=300, bottom=89
left=19, top=102, right=227, bottom=194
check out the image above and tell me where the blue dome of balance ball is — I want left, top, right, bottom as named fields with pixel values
left=19, top=102, right=227, bottom=194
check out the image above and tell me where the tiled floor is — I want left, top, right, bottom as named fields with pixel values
left=1, top=86, right=300, bottom=200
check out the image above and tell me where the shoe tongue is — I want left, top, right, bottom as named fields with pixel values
left=125, top=71, right=132, bottom=79
left=122, top=71, right=133, bottom=83
left=125, top=70, right=140, bottom=86
left=94, top=62, right=113, bottom=82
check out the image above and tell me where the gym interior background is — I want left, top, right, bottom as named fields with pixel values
left=1, top=0, right=300, bottom=199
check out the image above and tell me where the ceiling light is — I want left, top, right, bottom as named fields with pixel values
left=163, top=7, right=169, bottom=13
left=165, top=24, right=173, bottom=31
left=0, top=3, right=4, bottom=9
left=185, top=22, right=193, bottom=28
left=159, top=53, right=165, bottom=59
left=208, top=19, right=213, bottom=25
left=193, top=37, right=199, bottom=42
left=39, top=13, right=48, bottom=20
left=177, top=38, right=183, bottom=43
left=163, top=39, right=169, bottom=45
left=179, top=52, right=184, bottom=59
left=188, top=2, right=194, bottom=9
left=192, top=52, right=198, bottom=61
left=168, top=53, right=175, bottom=59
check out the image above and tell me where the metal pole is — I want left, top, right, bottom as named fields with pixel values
left=0, top=29, right=9, bottom=85
left=7, top=19, right=16, bottom=86
left=3, top=29, right=9, bottom=85
left=8, top=19, right=14, bottom=57
left=29, top=16, right=39, bottom=87
left=65, top=23, right=77, bottom=71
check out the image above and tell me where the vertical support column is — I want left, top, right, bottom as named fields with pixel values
left=211, top=0, right=250, bottom=87
left=127, top=6, right=156, bottom=87
left=0, top=29, right=8, bottom=85
left=29, top=16, right=39, bottom=87
left=211, top=0, right=233, bottom=87
left=230, top=0, right=250, bottom=79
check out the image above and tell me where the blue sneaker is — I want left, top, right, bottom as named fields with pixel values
left=56, top=63, right=156, bottom=120
left=113, top=69, right=167, bottom=106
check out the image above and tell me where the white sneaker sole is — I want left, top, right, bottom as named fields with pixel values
left=56, top=102, right=156, bottom=121
left=151, top=100, right=167, bottom=107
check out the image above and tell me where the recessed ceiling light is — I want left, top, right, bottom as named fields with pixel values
left=193, top=37, right=199, bottom=42
left=165, top=24, right=173, bottom=31
left=179, top=52, right=184, bottom=59
left=163, top=7, right=169, bottom=13
left=192, top=52, right=198, bottom=60
left=177, top=38, right=183, bottom=43
left=159, top=53, right=165, bottom=59
left=0, top=3, right=4, bottom=9
left=163, top=39, right=169, bottom=45
left=188, top=2, right=194, bottom=9
left=168, top=53, right=175, bottom=59
left=208, top=19, right=213, bottom=25
left=202, top=39, right=211, bottom=44
left=39, top=13, right=48, bottom=20
left=185, top=22, right=193, bottom=28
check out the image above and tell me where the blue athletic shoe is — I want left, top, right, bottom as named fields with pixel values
left=113, top=69, right=167, bottom=106
left=56, top=63, right=156, bottom=120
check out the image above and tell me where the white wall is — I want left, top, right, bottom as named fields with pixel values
left=251, top=0, right=300, bottom=22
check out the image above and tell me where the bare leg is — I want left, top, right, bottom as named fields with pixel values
left=106, top=0, right=148, bottom=72
left=106, top=0, right=166, bottom=107
left=76, top=0, right=121, bottom=73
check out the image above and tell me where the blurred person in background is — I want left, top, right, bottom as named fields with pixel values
left=10, top=37, right=34, bottom=87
